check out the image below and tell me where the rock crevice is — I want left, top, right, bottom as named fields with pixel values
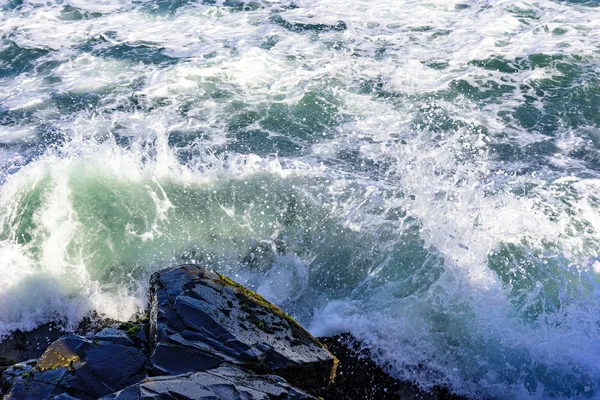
left=1, top=264, right=466, bottom=400
left=1, top=265, right=336, bottom=400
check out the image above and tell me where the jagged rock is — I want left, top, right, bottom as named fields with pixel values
left=320, top=334, right=467, bottom=400
left=2, top=324, right=147, bottom=400
left=101, top=365, right=314, bottom=400
left=270, top=15, right=347, bottom=33
left=2, top=266, right=337, bottom=398
left=3, top=367, right=71, bottom=400
left=0, top=314, right=117, bottom=378
left=1, top=359, right=36, bottom=390
left=36, top=335, right=92, bottom=371
left=147, top=264, right=337, bottom=391
left=0, top=322, right=65, bottom=376
left=94, top=327, right=135, bottom=346
left=52, top=394, right=81, bottom=400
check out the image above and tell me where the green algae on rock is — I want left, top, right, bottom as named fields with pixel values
left=1, top=265, right=339, bottom=399
left=147, top=264, right=337, bottom=392
left=2, top=327, right=147, bottom=400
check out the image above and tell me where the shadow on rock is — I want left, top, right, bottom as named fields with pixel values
left=1, top=323, right=147, bottom=399
left=320, top=334, right=469, bottom=400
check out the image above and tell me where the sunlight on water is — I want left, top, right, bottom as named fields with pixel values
left=1, top=0, right=600, bottom=398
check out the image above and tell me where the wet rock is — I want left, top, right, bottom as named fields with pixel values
left=3, top=367, right=71, bottom=400
left=52, top=394, right=81, bottom=400
left=36, top=334, right=92, bottom=371
left=101, top=364, right=314, bottom=400
left=75, top=313, right=121, bottom=338
left=0, top=322, right=65, bottom=375
left=147, top=264, right=337, bottom=391
left=94, top=327, right=136, bottom=346
left=1, top=359, right=36, bottom=390
left=0, top=313, right=117, bottom=377
left=270, top=15, right=347, bottom=33
left=320, top=334, right=467, bottom=400
left=2, top=325, right=147, bottom=400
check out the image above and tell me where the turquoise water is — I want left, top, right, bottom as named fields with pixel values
left=2, top=0, right=600, bottom=398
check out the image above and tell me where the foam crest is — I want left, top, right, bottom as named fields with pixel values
left=2, top=0, right=600, bottom=398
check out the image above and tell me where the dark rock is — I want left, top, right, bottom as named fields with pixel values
left=2, top=325, right=148, bottom=400
left=0, top=322, right=65, bottom=375
left=52, top=394, right=81, bottom=400
left=3, top=367, right=71, bottom=400
left=75, top=313, right=121, bottom=338
left=1, top=359, right=36, bottom=390
left=270, top=15, right=347, bottom=33
left=36, top=334, right=92, bottom=371
left=0, top=313, right=117, bottom=377
left=147, top=264, right=337, bottom=391
left=101, top=364, right=314, bottom=400
left=320, top=334, right=468, bottom=400
left=94, top=327, right=135, bottom=346
left=70, top=338, right=146, bottom=393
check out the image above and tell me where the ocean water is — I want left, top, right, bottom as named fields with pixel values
left=1, top=0, right=600, bottom=398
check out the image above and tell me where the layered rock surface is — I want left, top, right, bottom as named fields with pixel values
left=102, top=365, right=313, bottom=400
left=2, top=323, right=147, bottom=400
left=0, top=322, right=65, bottom=376
left=0, top=265, right=464, bottom=399
left=1, top=265, right=336, bottom=399
left=0, top=314, right=117, bottom=377
left=320, top=334, right=467, bottom=400
left=147, top=264, right=337, bottom=390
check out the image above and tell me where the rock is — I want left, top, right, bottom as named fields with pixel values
left=52, top=394, right=81, bottom=400
left=1, top=359, right=36, bottom=390
left=101, top=364, right=314, bottom=400
left=270, top=15, right=347, bottom=33
left=75, top=313, right=122, bottom=338
left=0, top=313, right=117, bottom=377
left=0, top=322, right=65, bottom=376
left=320, top=334, right=467, bottom=400
left=3, top=367, right=71, bottom=400
left=2, top=266, right=339, bottom=398
left=2, top=324, right=148, bottom=400
left=147, top=264, right=337, bottom=391
left=94, top=327, right=135, bottom=346
left=36, top=334, right=92, bottom=371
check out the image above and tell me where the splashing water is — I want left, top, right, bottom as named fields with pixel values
left=2, top=0, right=600, bottom=398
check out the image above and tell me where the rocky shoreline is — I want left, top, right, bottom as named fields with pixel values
left=1, top=265, right=467, bottom=400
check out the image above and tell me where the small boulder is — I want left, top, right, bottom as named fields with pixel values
left=3, top=367, right=70, bottom=400
left=36, top=335, right=92, bottom=371
left=1, top=359, right=36, bottom=391
left=101, top=364, right=314, bottom=400
left=2, top=325, right=147, bottom=400
left=147, top=264, right=337, bottom=391
left=0, top=322, right=65, bottom=375
left=0, top=313, right=117, bottom=380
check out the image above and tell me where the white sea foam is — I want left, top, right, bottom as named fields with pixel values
left=1, top=0, right=600, bottom=398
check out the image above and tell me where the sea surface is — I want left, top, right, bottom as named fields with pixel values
left=1, top=0, right=600, bottom=398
